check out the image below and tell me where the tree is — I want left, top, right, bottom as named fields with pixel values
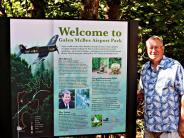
left=30, top=0, right=47, bottom=17
left=0, top=0, right=7, bottom=16
left=11, top=54, right=33, bottom=98
left=80, top=0, right=99, bottom=19
left=104, top=0, right=122, bottom=20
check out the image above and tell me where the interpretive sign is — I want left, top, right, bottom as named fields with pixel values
left=0, top=18, right=138, bottom=138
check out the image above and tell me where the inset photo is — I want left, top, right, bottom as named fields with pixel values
left=108, top=58, right=121, bottom=75
left=76, top=89, right=90, bottom=109
left=59, top=89, right=75, bottom=109
left=92, top=57, right=109, bottom=75
left=91, top=114, right=103, bottom=127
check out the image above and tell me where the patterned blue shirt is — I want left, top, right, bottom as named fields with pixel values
left=140, top=56, right=184, bottom=132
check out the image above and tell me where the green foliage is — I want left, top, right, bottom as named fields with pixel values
left=92, top=57, right=109, bottom=70
left=11, top=54, right=33, bottom=92
left=26, top=62, right=53, bottom=93
left=92, top=58, right=101, bottom=70
left=11, top=54, right=33, bottom=114
left=1, top=0, right=81, bottom=18
left=128, top=0, right=184, bottom=75
left=2, top=0, right=32, bottom=17
left=46, top=0, right=81, bottom=18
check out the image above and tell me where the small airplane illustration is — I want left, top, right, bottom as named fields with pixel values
left=17, top=34, right=59, bottom=64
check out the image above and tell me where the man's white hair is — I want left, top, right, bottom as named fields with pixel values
left=146, top=35, right=164, bottom=47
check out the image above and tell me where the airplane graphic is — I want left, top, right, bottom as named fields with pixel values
left=17, top=34, right=59, bottom=64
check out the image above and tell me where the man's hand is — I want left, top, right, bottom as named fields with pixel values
left=179, top=95, right=184, bottom=138
left=178, top=121, right=184, bottom=138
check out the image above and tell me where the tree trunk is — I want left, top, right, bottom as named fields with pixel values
left=105, top=0, right=122, bottom=20
left=30, top=0, right=46, bottom=18
left=80, top=0, right=99, bottom=19
left=0, top=0, right=7, bottom=16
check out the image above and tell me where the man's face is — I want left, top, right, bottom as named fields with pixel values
left=146, top=39, right=164, bottom=62
left=62, top=93, right=71, bottom=104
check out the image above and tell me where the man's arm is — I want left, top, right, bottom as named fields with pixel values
left=180, top=95, right=184, bottom=120
left=179, top=94, right=184, bottom=138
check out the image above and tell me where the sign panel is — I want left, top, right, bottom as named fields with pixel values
left=53, top=20, right=128, bottom=136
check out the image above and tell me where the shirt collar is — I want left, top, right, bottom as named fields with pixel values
left=157, top=55, right=166, bottom=68
left=144, top=55, right=167, bottom=70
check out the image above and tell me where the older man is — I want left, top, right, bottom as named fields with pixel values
left=138, top=36, right=184, bottom=138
